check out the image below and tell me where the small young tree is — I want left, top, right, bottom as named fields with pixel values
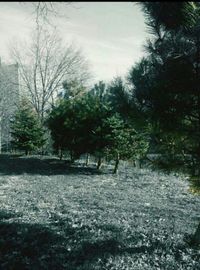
left=10, top=99, right=45, bottom=155
left=103, top=114, right=149, bottom=173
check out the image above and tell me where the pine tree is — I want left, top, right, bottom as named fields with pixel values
left=10, top=99, right=45, bottom=155
left=103, top=114, right=149, bottom=173
left=132, top=1, right=200, bottom=245
left=47, top=93, right=111, bottom=163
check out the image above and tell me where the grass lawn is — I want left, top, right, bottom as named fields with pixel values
left=0, top=155, right=199, bottom=269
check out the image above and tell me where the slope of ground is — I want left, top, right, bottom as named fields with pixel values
left=0, top=155, right=199, bottom=269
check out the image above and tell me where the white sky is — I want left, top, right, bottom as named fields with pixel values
left=0, top=2, right=147, bottom=83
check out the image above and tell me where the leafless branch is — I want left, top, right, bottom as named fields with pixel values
left=9, top=26, right=91, bottom=122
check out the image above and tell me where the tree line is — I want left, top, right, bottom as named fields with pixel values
left=10, top=78, right=149, bottom=174
left=9, top=2, right=200, bottom=177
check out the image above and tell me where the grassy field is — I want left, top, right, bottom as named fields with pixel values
left=0, top=155, right=199, bottom=269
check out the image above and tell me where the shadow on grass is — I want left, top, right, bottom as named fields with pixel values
left=0, top=155, right=105, bottom=176
left=0, top=208, right=191, bottom=270
left=0, top=209, right=131, bottom=269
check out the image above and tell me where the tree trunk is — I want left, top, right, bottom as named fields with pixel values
left=135, top=159, right=141, bottom=169
left=192, top=222, right=200, bottom=245
left=41, top=145, right=45, bottom=155
left=85, top=153, right=90, bottom=166
left=25, top=150, right=28, bottom=155
left=59, top=148, right=63, bottom=161
left=195, top=39, right=200, bottom=176
left=191, top=40, right=200, bottom=245
left=0, top=117, right=1, bottom=154
left=194, top=167, right=200, bottom=176
left=113, top=154, right=120, bottom=174
left=70, top=151, right=75, bottom=164
left=97, top=156, right=102, bottom=170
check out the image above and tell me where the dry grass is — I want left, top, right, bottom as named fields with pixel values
left=0, top=155, right=199, bottom=269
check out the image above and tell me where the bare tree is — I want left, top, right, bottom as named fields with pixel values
left=10, top=25, right=91, bottom=122
left=20, top=2, right=74, bottom=26
left=0, top=60, right=19, bottom=152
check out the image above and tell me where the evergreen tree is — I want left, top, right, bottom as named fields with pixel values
left=11, top=99, right=45, bottom=155
left=47, top=93, right=111, bottom=163
left=90, top=81, right=107, bottom=102
left=130, top=1, right=200, bottom=245
left=103, top=113, right=149, bottom=173
left=106, top=77, right=131, bottom=118
left=129, top=2, right=200, bottom=171
left=48, top=82, right=149, bottom=171
left=62, top=79, right=87, bottom=99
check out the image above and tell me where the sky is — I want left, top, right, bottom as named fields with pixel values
left=0, top=2, right=148, bottom=83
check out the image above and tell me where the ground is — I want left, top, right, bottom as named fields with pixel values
left=0, top=155, right=199, bottom=269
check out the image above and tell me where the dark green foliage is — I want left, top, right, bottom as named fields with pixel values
left=106, top=77, right=130, bottom=118
left=103, top=78, right=149, bottom=171
left=90, top=80, right=107, bottom=101
left=47, top=94, right=112, bottom=161
left=62, top=79, right=87, bottom=99
left=47, top=88, right=148, bottom=172
left=129, top=54, right=195, bottom=129
left=10, top=99, right=45, bottom=155
left=129, top=2, right=200, bottom=175
left=139, top=2, right=198, bottom=33
left=131, top=1, right=200, bottom=244
left=103, top=113, right=149, bottom=173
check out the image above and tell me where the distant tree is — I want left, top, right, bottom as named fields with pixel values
left=21, top=2, right=72, bottom=25
left=10, top=25, right=90, bottom=123
left=90, top=81, right=107, bottom=101
left=10, top=99, right=45, bottom=155
left=106, top=77, right=131, bottom=118
left=62, top=79, right=87, bottom=99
